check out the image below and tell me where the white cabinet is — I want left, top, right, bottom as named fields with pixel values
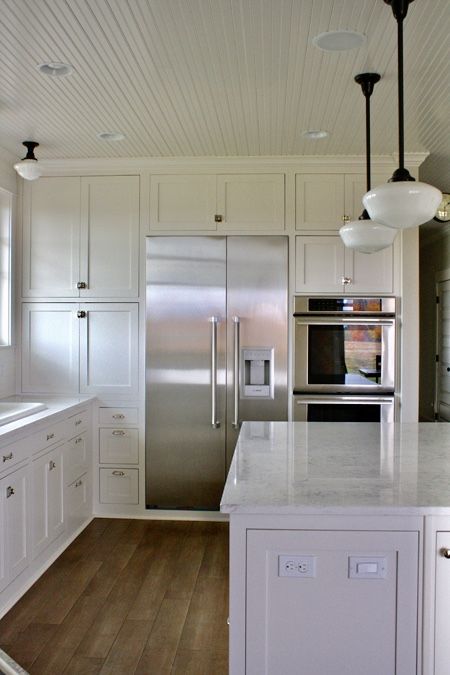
left=295, top=235, right=393, bottom=294
left=149, top=173, right=285, bottom=231
left=99, top=468, right=139, bottom=504
left=21, top=303, right=139, bottom=397
left=0, top=466, right=29, bottom=591
left=295, top=173, right=391, bottom=231
left=31, top=444, right=64, bottom=559
left=245, top=528, right=418, bottom=675
left=434, top=532, right=450, bottom=673
left=99, top=428, right=139, bottom=464
left=22, top=176, right=139, bottom=298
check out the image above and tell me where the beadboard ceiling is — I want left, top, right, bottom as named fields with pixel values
left=0, top=0, right=448, bottom=189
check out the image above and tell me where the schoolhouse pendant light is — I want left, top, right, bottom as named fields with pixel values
left=13, top=141, right=42, bottom=181
left=340, top=73, right=397, bottom=254
left=362, top=0, right=442, bottom=229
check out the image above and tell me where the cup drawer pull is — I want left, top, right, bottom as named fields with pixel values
left=112, top=470, right=125, bottom=476
left=112, top=413, right=125, bottom=420
left=46, top=433, right=55, bottom=441
left=75, top=437, right=83, bottom=444
left=75, top=419, right=82, bottom=426
left=112, top=430, right=126, bottom=436
left=2, top=452, right=13, bottom=462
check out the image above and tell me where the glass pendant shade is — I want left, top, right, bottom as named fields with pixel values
left=339, top=219, right=397, bottom=254
left=13, top=158, right=42, bottom=181
left=363, top=180, right=443, bottom=229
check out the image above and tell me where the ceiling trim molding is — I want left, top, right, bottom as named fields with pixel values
left=36, top=152, right=429, bottom=176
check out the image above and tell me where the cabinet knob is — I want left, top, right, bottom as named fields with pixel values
left=75, top=480, right=83, bottom=488
left=6, top=486, right=15, bottom=498
left=440, top=547, right=450, bottom=559
left=342, top=215, right=350, bottom=222
left=342, top=277, right=352, bottom=285
left=77, top=311, right=86, bottom=319
left=214, top=214, right=223, bottom=223
left=2, top=452, right=13, bottom=462
left=77, top=282, right=87, bottom=289
left=49, top=460, right=56, bottom=471
left=46, top=432, right=55, bottom=441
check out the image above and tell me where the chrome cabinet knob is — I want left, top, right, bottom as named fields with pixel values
left=77, top=311, right=86, bottom=318
left=214, top=214, right=223, bottom=223
left=77, top=282, right=87, bottom=289
left=342, top=215, right=350, bottom=222
left=342, top=277, right=352, bottom=285
left=440, top=547, right=450, bottom=559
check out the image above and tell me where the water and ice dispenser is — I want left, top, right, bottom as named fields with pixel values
left=241, top=348, right=274, bottom=398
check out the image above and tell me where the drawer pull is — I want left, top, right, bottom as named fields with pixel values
left=441, top=547, right=450, bottom=559
left=112, top=413, right=125, bottom=420
left=49, top=460, right=56, bottom=471
left=46, top=432, right=55, bottom=441
left=75, top=419, right=82, bottom=426
left=75, top=437, right=83, bottom=444
left=112, top=470, right=125, bottom=476
left=75, top=479, right=83, bottom=488
left=6, top=486, right=14, bottom=498
left=2, top=452, right=13, bottom=462
left=112, top=430, right=126, bottom=436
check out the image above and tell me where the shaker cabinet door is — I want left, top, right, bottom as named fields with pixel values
left=149, top=174, right=216, bottom=231
left=0, top=466, right=29, bottom=587
left=22, top=177, right=81, bottom=298
left=31, top=445, right=65, bottom=560
left=295, top=236, right=346, bottom=293
left=216, top=174, right=285, bottom=231
left=295, top=174, right=345, bottom=230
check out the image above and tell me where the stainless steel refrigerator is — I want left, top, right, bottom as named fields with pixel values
left=145, top=235, right=288, bottom=509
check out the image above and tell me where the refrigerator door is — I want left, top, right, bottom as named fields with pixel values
left=145, top=237, right=226, bottom=509
left=226, top=236, right=288, bottom=467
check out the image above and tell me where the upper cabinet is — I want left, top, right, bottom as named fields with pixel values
left=295, top=173, right=391, bottom=231
left=22, top=176, right=140, bottom=298
left=149, top=173, right=285, bottom=231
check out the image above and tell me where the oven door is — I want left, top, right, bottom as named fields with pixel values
left=294, top=316, right=395, bottom=393
left=293, top=395, right=395, bottom=423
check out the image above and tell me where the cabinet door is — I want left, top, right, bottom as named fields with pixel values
left=345, top=246, right=394, bottom=294
left=246, top=529, right=418, bottom=675
left=22, top=177, right=81, bottom=297
left=344, top=173, right=392, bottom=221
left=149, top=174, right=216, bottom=231
left=295, top=235, right=345, bottom=292
left=1, top=466, right=29, bottom=584
left=80, top=176, right=139, bottom=297
left=31, top=445, right=64, bottom=559
left=79, top=303, right=138, bottom=397
left=21, top=303, right=79, bottom=394
left=295, top=174, right=345, bottom=230
left=434, top=532, right=450, bottom=674
left=216, top=174, right=285, bottom=230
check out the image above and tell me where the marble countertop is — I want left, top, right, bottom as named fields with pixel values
left=220, top=421, right=450, bottom=515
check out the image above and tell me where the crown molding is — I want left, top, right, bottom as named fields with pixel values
left=35, top=152, right=429, bottom=176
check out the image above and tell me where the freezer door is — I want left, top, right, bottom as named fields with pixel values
left=226, top=236, right=288, bottom=468
left=145, top=237, right=226, bottom=509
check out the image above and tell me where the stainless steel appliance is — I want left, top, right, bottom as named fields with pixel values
left=293, top=394, right=395, bottom=423
left=294, top=296, right=396, bottom=394
left=145, top=235, right=288, bottom=509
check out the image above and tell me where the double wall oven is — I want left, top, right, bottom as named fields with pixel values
left=293, top=296, right=396, bottom=422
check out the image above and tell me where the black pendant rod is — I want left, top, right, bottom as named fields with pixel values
left=384, top=0, right=415, bottom=182
left=355, top=72, right=381, bottom=219
left=21, top=141, right=39, bottom=161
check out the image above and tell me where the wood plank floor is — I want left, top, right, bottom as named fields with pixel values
left=0, top=519, right=229, bottom=675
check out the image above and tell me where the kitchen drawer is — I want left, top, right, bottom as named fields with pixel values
left=64, top=432, right=89, bottom=486
left=98, top=407, right=139, bottom=425
left=99, top=468, right=139, bottom=504
left=67, top=409, right=90, bottom=437
left=0, top=436, right=32, bottom=474
left=99, top=428, right=138, bottom=464
left=65, top=472, right=90, bottom=535
left=32, top=420, right=66, bottom=455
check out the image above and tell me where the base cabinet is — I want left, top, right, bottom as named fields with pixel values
left=31, top=445, right=65, bottom=560
left=0, top=466, right=29, bottom=592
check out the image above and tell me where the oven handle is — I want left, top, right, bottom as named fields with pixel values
left=295, top=395, right=394, bottom=405
left=296, top=317, right=395, bottom=326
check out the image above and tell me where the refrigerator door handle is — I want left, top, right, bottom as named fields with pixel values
left=232, top=316, right=240, bottom=428
left=210, top=316, right=220, bottom=428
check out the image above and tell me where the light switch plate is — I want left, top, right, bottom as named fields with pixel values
left=348, top=556, right=387, bottom=579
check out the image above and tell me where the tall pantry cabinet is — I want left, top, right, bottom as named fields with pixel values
left=20, top=176, right=140, bottom=398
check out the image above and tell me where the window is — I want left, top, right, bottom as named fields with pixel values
left=0, top=188, right=12, bottom=346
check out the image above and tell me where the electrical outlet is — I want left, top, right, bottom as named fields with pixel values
left=278, top=554, right=316, bottom=578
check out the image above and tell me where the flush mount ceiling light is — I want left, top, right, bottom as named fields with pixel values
left=13, top=141, right=42, bottom=181
left=340, top=73, right=397, bottom=254
left=302, top=130, right=329, bottom=140
left=96, top=131, right=125, bottom=142
left=312, top=30, right=366, bottom=52
left=363, top=0, right=442, bottom=229
left=37, top=62, right=74, bottom=77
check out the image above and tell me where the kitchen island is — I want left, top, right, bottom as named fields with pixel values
left=221, top=421, right=450, bottom=675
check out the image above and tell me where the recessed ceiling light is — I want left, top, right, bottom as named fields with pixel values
left=37, top=62, right=74, bottom=77
left=96, top=131, right=126, bottom=142
left=312, top=30, right=366, bottom=52
left=302, top=130, right=329, bottom=140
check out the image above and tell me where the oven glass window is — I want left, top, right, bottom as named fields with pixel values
left=308, top=325, right=382, bottom=386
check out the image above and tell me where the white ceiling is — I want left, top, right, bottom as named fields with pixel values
left=0, top=0, right=448, bottom=189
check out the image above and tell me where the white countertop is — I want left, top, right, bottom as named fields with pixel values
left=0, top=395, right=95, bottom=446
left=220, top=421, right=450, bottom=515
